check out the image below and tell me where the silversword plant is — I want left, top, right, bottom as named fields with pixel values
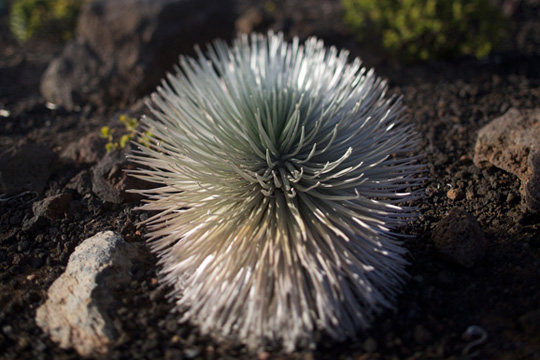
left=130, top=32, right=423, bottom=351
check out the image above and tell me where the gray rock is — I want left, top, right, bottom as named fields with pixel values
left=432, top=209, right=487, bottom=268
left=473, top=108, right=540, bottom=213
left=40, top=0, right=235, bottom=109
left=91, top=148, right=144, bottom=203
left=22, top=215, right=48, bottom=235
left=60, top=132, right=108, bottom=164
left=32, top=193, right=72, bottom=220
left=40, top=40, right=106, bottom=110
left=35, top=231, right=139, bottom=357
left=66, top=169, right=93, bottom=195
left=0, top=141, right=57, bottom=196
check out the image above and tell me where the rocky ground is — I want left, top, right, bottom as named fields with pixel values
left=1, top=0, right=540, bottom=359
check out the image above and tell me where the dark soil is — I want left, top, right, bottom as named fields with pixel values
left=1, top=1, right=540, bottom=359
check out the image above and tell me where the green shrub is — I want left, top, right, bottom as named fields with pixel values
left=9, top=0, right=85, bottom=43
left=342, top=0, right=507, bottom=62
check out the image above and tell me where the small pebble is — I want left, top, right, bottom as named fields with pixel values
left=184, top=348, right=200, bottom=359
left=257, top=351, right=270, bottom=360
left=30, top=253, right=46, bottom=268
left=170, top=335, right=180, bottom=343
left=447, top=188, right=464, bottom=201
left=459, top=154, right=472, bottom=162
left=506, top=191, right=518, bottom=204
left=17, top=336, right=29, bottom=349
left=165, top=348, right=183, bottom=360
left=414, top=325, right=433, bottom=344
left=165, top=319, right=179, bottom=332
left=519, top=309, right=540, bottom=333
left=363, top=337, right=378, bottom=353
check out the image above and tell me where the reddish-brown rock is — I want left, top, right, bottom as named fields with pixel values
left=32, top=193, right=72, bottom=220
left=474, top=108, right=540, bottom=213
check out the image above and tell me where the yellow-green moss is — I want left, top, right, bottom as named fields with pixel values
left=101, top=115, right=153, bottom=153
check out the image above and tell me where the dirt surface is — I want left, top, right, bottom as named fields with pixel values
left=1, top=0, right=540, bottom=359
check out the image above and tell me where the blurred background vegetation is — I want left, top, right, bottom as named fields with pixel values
left=7, top=0, right=511, bottom=63
left=342, top=0, right=508, bottom=62
left=8, top=0, right=85, bottom=43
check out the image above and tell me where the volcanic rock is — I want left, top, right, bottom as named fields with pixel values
left=474, top=108, right=540, bottom=213
left=35, top=231, right=139, bottom=357
left=60, top=132, right=108, bottom=165
left=40, top=0, right=235, bottom=109
left=32, top=193, right=72, bottom=221
left=91, top=148, right=145, bottom=204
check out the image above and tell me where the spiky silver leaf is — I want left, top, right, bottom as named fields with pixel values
left=129, top=32, right=423, bottom=352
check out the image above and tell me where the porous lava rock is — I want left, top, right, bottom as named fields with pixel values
left=474, top=108, right=540, bottom=213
